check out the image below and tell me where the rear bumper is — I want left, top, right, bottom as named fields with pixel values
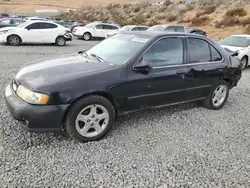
left=5, top=84, right=69, bottom=132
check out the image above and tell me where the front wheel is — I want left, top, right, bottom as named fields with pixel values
left=240, top=56, right=248, bottom=70
left=7, top=35, right=21, bottom=46
left=65, top=95, right=115, bottom=143
left=83, top=32, right=91, bottom=41
left=202, top=80, right=229, bottom=110
left=55, top=36, right=66, bottom=46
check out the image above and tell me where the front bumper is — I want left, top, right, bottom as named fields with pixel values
left=64, top=33, right=73, bottom=41
left=0, top=34, right=7, bottom=43
left=5, top=84, right=69, bottom=132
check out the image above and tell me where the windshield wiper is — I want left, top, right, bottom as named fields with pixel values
left=90, top=53, right=105, bottom=62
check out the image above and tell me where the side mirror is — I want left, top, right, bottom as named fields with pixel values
left=134, top=59, right=152, bottom=74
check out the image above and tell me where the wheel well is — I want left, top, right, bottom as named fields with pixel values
left=62, top=92, right=117, bottom=124
left=223, top=78, right=234, bottom=88
left=7, top=34, right=22, bottom=42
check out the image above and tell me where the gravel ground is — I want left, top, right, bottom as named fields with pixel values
left=0, top=39, right=250, bottom=188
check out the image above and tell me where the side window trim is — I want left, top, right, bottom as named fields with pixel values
left=186, top=37, right=224, bottom=65
left=133, top=36, right=186, bottom=70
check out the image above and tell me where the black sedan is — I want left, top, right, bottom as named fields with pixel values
left=5, top=32, right=241, bottom=143
left=0, top=18, right=25, bottom=28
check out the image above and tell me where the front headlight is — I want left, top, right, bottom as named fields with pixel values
left=0, top=30, right=8, bottom=35
left=16, top=85, right=49, bottom=105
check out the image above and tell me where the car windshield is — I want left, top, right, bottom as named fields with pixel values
left=147, top=25, right=166, bottom=31
left=220, top=36, right=250, bottom=48
left=84, top=22, right=97, bottom=28
left=119, top=26, right=133, bottom=32
left=86, top=34, right=150, bottom=65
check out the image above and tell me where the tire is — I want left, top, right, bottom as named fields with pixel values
left=55, top=36, right=66, bottom=46
left=202, top=80, right=229, bottom=110
left=7, top=35, right=21, bottom=46
left=65, top=95, right=115, bottom=143
left=240, top=56, right=248, bottom=70
left=83, top=32, right=91, bottom=41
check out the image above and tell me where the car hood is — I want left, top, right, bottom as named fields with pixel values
left=15, top=54, right=114, bottom=90
left=0, top=26, right=16, bottom=31
left=220, top=45, right=245, bottom=52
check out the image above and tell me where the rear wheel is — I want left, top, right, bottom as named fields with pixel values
left=240, top=56, right=248, bottom=69
left=7, top=35, right=21, bottom=46
left=55, top=36, right=66, bottom=46
left=202, top=80, right=229, bottom=110
left=65, top=95, right=115, bottom=143
left=83, top=32, right=91, bottom=41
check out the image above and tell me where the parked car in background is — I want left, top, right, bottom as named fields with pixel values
left=70, top=22, right=87, bottom=32
left=73, top=22, right=120, bottom=40
left=56, top=20, right=76, bottom=28
left=187, top=28, right=207, bottom=36
left=24, top=17, right=48, bottom=21
left=147, top=24, right=186, bottom=32
left=0, top=13, right=9, bottom=19
left=219, top=35, right=250, bottom=69
left=5, top=32, right=241, bottom=143
left=0, top=20, right=72, bottom=46
left=0, top=18, right=25, bottom=28
left=106, top=25, right=149, bottom=38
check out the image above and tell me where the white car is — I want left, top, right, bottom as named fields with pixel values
left=106, top=25, right=149, bottom=38
left=0, top=20, right=72, bottom=46
left=24, top=17, right=48, bottom=21
left=147, top=24, right=187, bottom=33
left=220, top=35, right=250, bottom=69
left=72, top=22, right=120, bottom=40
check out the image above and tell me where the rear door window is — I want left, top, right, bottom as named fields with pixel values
left=188, top=38, right=210, bottom=63
left=188, top=38, right=222, bottom=63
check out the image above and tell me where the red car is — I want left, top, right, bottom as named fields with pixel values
left=0, top=13, right=9, bottom=19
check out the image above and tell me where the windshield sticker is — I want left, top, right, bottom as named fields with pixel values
left=131, top=37, right=149, bottom=43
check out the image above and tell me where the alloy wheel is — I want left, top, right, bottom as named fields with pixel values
left=57, top=37, right=66, bottom=46
left=9, top=36, right=20, bottom=46
left=83, top=33, right=90, bottom=40
left=75, top=104, right=109, bottom=138
left=212, top=85, right=228, bottom=107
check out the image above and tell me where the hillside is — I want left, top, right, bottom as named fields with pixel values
left=0, top=0, right=249, bottom=40
left=0, top=0, right=145, bottom=13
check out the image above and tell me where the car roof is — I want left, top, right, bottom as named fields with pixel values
left=151, top=24, right=185, bottom=27
left=121, top=31, right=203, bottom=38
left=26, top=20, right=58, bottom=24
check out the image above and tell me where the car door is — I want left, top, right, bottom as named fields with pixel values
left=92, top=24, right=104, bottom=37
left=40, top=23, right=59, bottom=42
left=22, top=23, right=44, bottom=43
left=185, top=37, right=226, bottom=100
left=126, top=37, right=188, bottom=110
